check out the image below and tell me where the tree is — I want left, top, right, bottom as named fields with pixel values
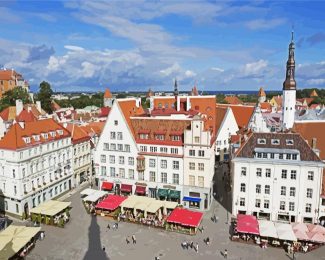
left=1, top=87, right=31, bottom=106
left=36, top=81, right=53, bottom=113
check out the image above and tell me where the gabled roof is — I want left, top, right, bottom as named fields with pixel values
left=0, top=106, right=16, bottom=121
left=310, top=89, right=318, bottom=97
left=80, top=122, right=105, bottom=137
left=0, top=119, right=70, bottom=150
left=63, top=123, right=90, bottom=144
left=215, top=106, right=228, bottom=136
left=217, top=104, right=255, bottom=129
left=293, top=121, right=325, bottom=160
left=16, top=109, right=37, bottom=122
left=224, top=96, right=243, bottom=105
left=0, top=69, right=22, bottom=80
left=99, top=107, right=111, bottom=117
left=235, top=132, right=322, bottom=162
left=104, top=88, right=112, bottom=98
left=271, top=95, right=283, bottom=106
left=258, top=87, right=266, bottom=97
left=260, top=102, right=272, bottom=111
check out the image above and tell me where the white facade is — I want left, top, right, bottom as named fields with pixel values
left=283, top=89, right=296, bottom=129
left=248, top=106, right=270, bottom=133
left=72, top=139, right=92, bottom=186
left=0, top=136, right=73, bottom=217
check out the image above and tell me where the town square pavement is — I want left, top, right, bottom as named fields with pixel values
left=26, top=167, right=325, bottom=260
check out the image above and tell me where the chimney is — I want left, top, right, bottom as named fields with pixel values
left=27, top=106, right=32, bottom=112
left=16, top=99, right=23, bottom=116
left=312, top=138, right=317, bottom=149
left=36, top=101, right=42, bottom=113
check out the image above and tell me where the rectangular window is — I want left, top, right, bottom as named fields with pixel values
left=189, top=163, right=195, bottom=170
left=110, top=167, right=116, bottom=177
left=161, top=172, right=167, bottom=183
left=117, top=144, right=123, bottom=151
left=119, top=168, right=125, bottom=178
left=171, top=135, right=181, bottom=141
left=159, top=147, right=167, bottom=153
left=173, top=174, right=180, bottom=185
left=198, top=163, right=204, bottom=171
left=173, top=161, right=179, bottom=170
left=151, top=146, right=158, bottom=153
left=307, top=171, right=314, bottom=181
left=289, top=202, right=295, bottom=211
left=140, top=146, right=147, bottom=152
left=114, top=120, right=118, bottom=126
left=198, top=150, right=205, bottom=157
left=103, top=143, right=109, bottom=151
left=306, top=188, right=313, bottom=198
left=280, top=186, right=286, bottom=196
left=256, top=168, right=262, bottom=177
left=256, top=184, right=261, bottom=194
left=257, top=153, right=262, bottom=158
left=100, top=155, right=106, bottom=163
left=171, top=148, right=178, bottom=154
left=279, top=153, right=283, bottom=159
left=270, top=153, right=275, bottom=159
left=290, top=187, right=296, bottom=197
left=119, top=156, right=124, bottom=164
left=149, top=159, right=156, bottom=168
left=265, top=185, right=270, bottom=194
left=189, top=150, right=195, bottom=156
left=240, top=183, right=246, bottom=192
left=263, top=153, right=267, bottom=158
left=280, top=201, right=286, bottom=210
left=138, top=171, right=144, bottom=181
left=110, top=132, right=116, bottom=139
left=281, top=170, right=287, bottom=179
left=128, top=169, right=134, bottom=179
left=265, top=169, right=271, bottom=178
left=117, top=132, right=123, bottom=140
left=125, top=145, right=130, bottom=152
left=128, top=157, right=134, bottom=166
left=240, top=198, right=245, bottom=206
left=149, top=171, right=156, bottom=182
left=292, top=154, right=297, bottom=160
left=101, top=166, right=106, bottom=176
left=264, top=200, right=269, bottom=209
left=194, top=137, right=200, bottom=143
left=155, top=134, right=165, bottom=141
left=286, top=154, right=291, bottom=160
left=189, top=175, right=195, bottom=186
left=109, top=155, right=115, bottom=164
left=305, top=203, right=312, bottom=213
left=139, top=134, right=149, bottom=140
left=110, top=143, right=116, bottom=151
left=291, top=170, right=297, bottom=180
left=255, top=199, right=261, bottom=208
left=241, top=167, right=247, bottom=176
left=161, top=160, right=167, bottom=169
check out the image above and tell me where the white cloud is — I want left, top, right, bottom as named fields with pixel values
left=185, top=70, right=196, bottom=78
left=244, top=18, right=286, bottom=30
left=64, top=45, right=85, bottom=51
left=306, top=79, right=325, bottom=85
left=242, top=59, right=268, bottom=76
left=211, top=67, right=224, bottom=72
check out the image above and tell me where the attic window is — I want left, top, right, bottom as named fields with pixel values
left=23, top=137, right=31, bottom=144
left=139, top=134, right=149, bottom=140
left=155, top=134, right=165, bottom=141
left=57, top=130, right=64, bottom=135
left=41, top=133, right=48, bottom=139
left=257, top=138, right=266, bottom=144
left=171, top=135, right=181, bottom=141
left=50, top=131, right=56, bottom=137
left=165, top=103, right=169, bottom=108
left=271, top=139, right=280, bottom=145
left=158, top=103, right=162, bottom=108
left=33, top=135, right=40, bottom=141
left=286, top=139, right=294, bottom=145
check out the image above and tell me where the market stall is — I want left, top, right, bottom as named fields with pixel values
left=236, top=214, right=260, bottom=235
left=166, top=207, right=203, bottom=235
left=0, top=225, right=41, bottom=259
left=95, top=194, right=127, bottom=217
left=80, top=188, right=97, bottom=197
left=275, top=223, right=297, bottom=242
left=29, top=200, right=71, bottom=227
left=101, top=181, right=114, bottom=192
left=83, top=190, right=108, bottom=214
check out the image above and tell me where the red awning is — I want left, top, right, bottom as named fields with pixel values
left=101, top=181, right=114, bottom=191
left=166, top=208, right=203, bottom=228
left=121, top=184, right=132, bottom=193
left=236, top=214, right=259, bottom=235
left=135, top=185, right=146, bottom=195
left=95, top=194, right=127, bottom=211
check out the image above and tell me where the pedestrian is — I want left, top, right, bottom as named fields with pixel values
left=224, top=249, right=228, bottom=259
left=206, top=237, right=210, bottom=245
left=132, top=234, right=136, bottom=244
left=126, top=236, right=130, bottom=244
left=195, top=243, right=199, bottom=253
left=115, top=222, right=119, bottom=229
left=102, top=246, right=106, bottom=252
left=190, top=241, right=194, bottom=249
left=107, top=223, right=110, bottom=229
left=201, top=225, right=204, bottom=233
left=40, top=232, right=45, bottom=240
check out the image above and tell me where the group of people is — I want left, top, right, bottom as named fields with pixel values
left=181, top=241, right=199, bottom=253
left=125, top=234, right=137, bottom=244
left=121, top=210, right=166, bottom=228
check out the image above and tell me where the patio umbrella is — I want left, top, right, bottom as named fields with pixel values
left=291, top=222, right=309, bottom=233
left=158, top=209, right=162, bottom=221
left=293, top=229, right=309, bottom=241
left=307, top=224, right=325, bottom=234
left=307, top=231, right=325, bottom=243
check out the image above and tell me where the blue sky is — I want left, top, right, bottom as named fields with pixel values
left=1, top=1, right=325, bottom=92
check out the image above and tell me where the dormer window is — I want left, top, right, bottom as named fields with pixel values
left=139, top=134, right=149, bottom=140
left=257, top=138, right=266, bottom=144
left=286, top=139, right=294, bottom=145
left=33, top=135, right=40, bottom=141
left=57, top=130, right=64, bottom=135
left=23, top=137, right=31, bottom=144
left=171, top=135, right=181, bottom=141
left=155, top=134, right=164, bottom=141
left=50, top=131, right=56, bottom=137
left=41, top=133, right=48, bottom=139
left=271, top=139, right=280, bottom=145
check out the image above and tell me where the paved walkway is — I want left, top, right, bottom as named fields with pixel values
left=26, top=169, right=324, bottom=260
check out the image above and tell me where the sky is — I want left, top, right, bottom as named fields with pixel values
left=1, top=0, right=325, bottom=92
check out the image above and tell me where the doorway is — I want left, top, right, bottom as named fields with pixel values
left=68, top=180, right=72, bottom=190
left=24, top=203, right=29, bottom=217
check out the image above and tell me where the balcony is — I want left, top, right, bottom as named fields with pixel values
left=136, top=155, right=145, bottom=171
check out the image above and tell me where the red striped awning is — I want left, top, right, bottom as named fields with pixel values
left=101, top=182, right=113, bottom=191
left=121, top=184, right=132, bottom=193
left=135, top=185, right=146, bottom=195
left=96, top=194, right=127, bottom=211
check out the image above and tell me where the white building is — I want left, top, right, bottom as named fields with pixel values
left=94, top=96, right=217, bottom=211
left=0, top=119, right=73, bottom=217
left=231, top=132, right=324, bottom=223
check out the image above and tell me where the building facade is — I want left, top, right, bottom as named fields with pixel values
left=0, top=69, right=29, bottom=98
left=231, top=132, right=324, bottom=223
left=0, top=119, right=73, bottom=217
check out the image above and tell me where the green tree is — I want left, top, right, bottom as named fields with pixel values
left=1, top=87, right=31, bottom=106
left=36, top=81, right=53, bottom=113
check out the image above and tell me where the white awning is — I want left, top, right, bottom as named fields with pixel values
left=275, top=222, right=297, bottom=241
left=80, top=188, right=97, bottom=196
left=83, top=190, right=108, bottom=202
left=258, top=220, right=278, bottom=238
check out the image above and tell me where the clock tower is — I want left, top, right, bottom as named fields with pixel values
left=282, top=31, right=296, bottom=130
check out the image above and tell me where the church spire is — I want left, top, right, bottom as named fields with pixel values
left=174, top=78, right=179, bottom=96
left=283, top=30, right=296, bottom=90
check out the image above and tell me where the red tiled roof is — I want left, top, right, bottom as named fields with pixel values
left=99, top=107, right=111, bottom=118
left=104, top=88, right=112, bottom=98
left=215, top=106, right=228, bottom=135
left=258, top=87, right=266, bottom=97
left=224, top=96, right=243, bottom=105
left=0, top=70, right=21, bottom=80
left=63, top=123, right=91, bottom=144
left=217, top=104, right=254, bottom=129
left=0, top=119, right=70, bottom=150
left=309, top=104, right=321, bottom=109
left=0, top=106, right=15, bottom=121
left=260, top=102, right=272, bottom=111
left=16, top=109, right=37, bottom=122
left=80, top=122, right=105, bottom=136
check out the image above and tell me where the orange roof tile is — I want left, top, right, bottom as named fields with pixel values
left=16, top=109, right=37, bottom=122
left=258, top=87, right=266, bottom=97
left=0, top=118, right=70, bottom=150
left=310, top=89, right=318, bottom=97
left=0, top=70, right=22, bottom=80
left=217, top=104, right=254, bottom=129
left=104, top=88, right=112, bottom=98
left=215, top=106, right=228, bottom=135
left=224, top=96, right=243, bottom=105
left=271, top=96, right=283, bottom=106
left=0, top=106, right=16, bottom=121
left=293, top=121, right=325, bottom=160
left=63, top=123, right=90, bottom=144
left=260, top=102, right=272, bottom=111
left=51, top=101, right=61, bottom=111
left=153, top=97, right=176, bottom=109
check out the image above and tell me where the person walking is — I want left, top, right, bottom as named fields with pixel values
left=190, top=241, right=194, bottom=249
left=107, top=223, right=110, bottom=229
left=102, top=246, right=106, bottom=252
left=115, top=222, right=119, bottom=230
left=224, top=249, right=228, bottom=259
left=195, top=243, right=199, bottom=253
left=206, top=237, right=210, bottom=245
left=132, top=234, right=136, bottom=244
